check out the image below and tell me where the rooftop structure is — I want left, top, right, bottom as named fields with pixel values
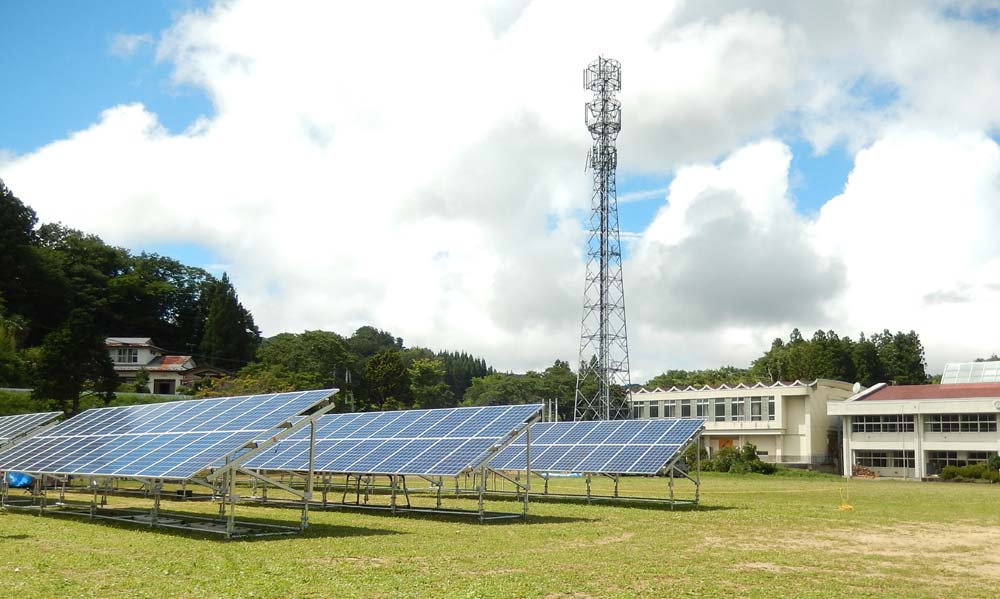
left=941, top=360, right=1000, bottom=384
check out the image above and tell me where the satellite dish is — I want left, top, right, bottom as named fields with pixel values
left=852, top=382, right=862, bottom=394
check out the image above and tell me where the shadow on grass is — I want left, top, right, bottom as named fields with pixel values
left=0, top=533, right=31, bottom=540
left=7, top=505, right=403, bottom=542
left=239, top=498, right=596, bottom=525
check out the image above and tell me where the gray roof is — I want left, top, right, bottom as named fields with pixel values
left=106, top=337, right=155, bottom=346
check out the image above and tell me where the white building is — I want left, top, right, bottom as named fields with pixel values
left=631, top=379, right=856, bottom=468
left=105, top=337, right=224, bottom=395
left=828, top=382, right=1000, bottom=479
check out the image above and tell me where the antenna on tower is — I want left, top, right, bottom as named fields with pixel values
left=574, top=56, right=632, bottom=421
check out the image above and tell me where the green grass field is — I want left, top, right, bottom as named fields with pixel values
left=2, top=472, right=999, bottom=598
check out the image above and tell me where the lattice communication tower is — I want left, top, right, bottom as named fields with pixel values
left=574, top=56, right=632, bottom=421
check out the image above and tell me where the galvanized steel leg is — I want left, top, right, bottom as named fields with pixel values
left=302, top=420, right=316, bottom=530
left=152, top=481, right=162, bottom=526
left=669, top=467, right=675, bottom=510
left=477, top=466, right=486, bottom=523
left=226, top=470, right=236, bottom=538
left=523, top=422, right=531, bottom=520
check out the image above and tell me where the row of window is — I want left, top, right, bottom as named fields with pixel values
left=852, top=415, right=915, bottom=433
left=857, top=450, right=993, bottom=471
left=927, top=451, right=992, bottom=468
left=851, top=414, right=998, bottom=434
left=925, top=414, right=997, bottom=433
left=634, top=397, right=776, bottom=422
left=855, top=450, right=915, bottom=468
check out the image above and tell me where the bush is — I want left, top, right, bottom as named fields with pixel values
left=941, top=463, right=999, bottom=482
left=958, top=464, right=988, bottom=479
left=987, top=453, right=1000, bottom=472
left=703, top=443, right=775, bottom=474
left=683, top=443, right=708, bottom=466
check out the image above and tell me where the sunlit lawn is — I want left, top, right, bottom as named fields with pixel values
left=2, top=472, right=999, bottom=598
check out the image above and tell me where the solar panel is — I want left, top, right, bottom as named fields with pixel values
left=0, top=412, right=61, bottom=447
left=941, top=361, right=1000, bottom=384
left=244, top=404, right=542, bottom=477
left=0, top=390, right=335, bottom=480
left=489, top=419, right=704, bottom=475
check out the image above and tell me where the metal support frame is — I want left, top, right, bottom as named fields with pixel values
left=241, top=420, right=538, bottom=522
left=0, top=396, right=337, bottom=539
left=472, top=431, right=704, bottom=508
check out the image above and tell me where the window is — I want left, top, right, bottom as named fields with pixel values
left=715, top=399, right=726, bottom=422
left=851, top=415, right=915, bottom=433
left=663, top=401, right=675, bottom=418
left=929, top=451, right=991, bottom=469
left=680, top=400, right=691, bottom=418
left=925, top=414, right=997, bottom=433
left=115, top=348, right=139, bottom=364
left=696, top=399, right=709, bottom=418
left=632, top=404, right=642, bottom=419
left=767, top=396, right=775, bottom=421
left=856, top=450, right=913, bottom=468
left=732, top=398, right=745, bottom=422
left=750, top=397, right=762, bottom=421
left=855, top=451, right=887, bottom=467
left=649, top=402, right=659, bottom=418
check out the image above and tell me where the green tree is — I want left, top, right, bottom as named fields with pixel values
left=250, top=330, right=351, bottom=389
left=133, top=367, right=150, bottom=393
left=877, top=330, right=928, bottom=385
left=462, top=373, right=538, bottom=407
left=408, top=358, right=455, bottom=409
left=198, top=273, right=260, bottom=369
left=646, top=366, right=752, bottom=389
left=363, top=350, right=409, bottom=410
left=347, top=326, right=403, bottom=360
left=32, top=309, right=117, bottom=415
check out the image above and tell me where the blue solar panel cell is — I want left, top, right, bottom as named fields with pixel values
left=0, top=412, right=61, bottom=446
left=603, top=421, right=648, bottom=444
left=0, top=390, right=336, bottom=479
left=493, top=419, right=704, bottom=475
left=240, top=404, right=542, bottom=477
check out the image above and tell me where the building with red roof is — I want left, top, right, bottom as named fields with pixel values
left=828, top=376, right=1000, bottom=479
left=105, top=337, right=227, bottom=395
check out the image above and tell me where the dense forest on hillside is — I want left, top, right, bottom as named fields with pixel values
left=0, top=180, right=261, bottom=413
left=645, top=328, right=930, bottom=390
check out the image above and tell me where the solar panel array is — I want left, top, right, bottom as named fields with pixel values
left=245, top=404, right=542, bottom=477
left=0, top=412, right=61, bottom=446
left=941, top=361, right=1000, bottom=384
left=489, top=419, right=704, bottom=475
left=0, top=390, right=334, bottom=480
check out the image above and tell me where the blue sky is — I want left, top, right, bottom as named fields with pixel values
left=4, top=1, right=998, bottom=372
left=2, top=0, right=858, bottom=269
left=2, top=1, right=211, bottom=156
left=2, top=1, right=215, bottom=266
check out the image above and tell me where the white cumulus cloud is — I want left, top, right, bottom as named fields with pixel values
left=4, top=0, right=1000, bottom=380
